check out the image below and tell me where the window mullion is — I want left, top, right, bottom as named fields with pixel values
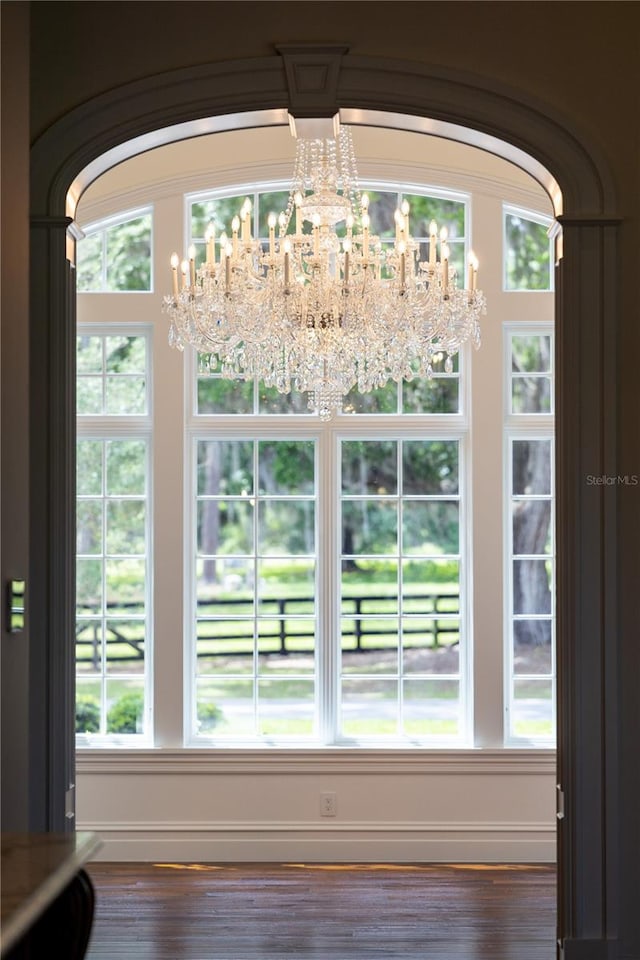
left=317, top=428, right=338, bottom=744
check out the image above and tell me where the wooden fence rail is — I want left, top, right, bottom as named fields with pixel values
left=76, top=592, right=459, bottom=668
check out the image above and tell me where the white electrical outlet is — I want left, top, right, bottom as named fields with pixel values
left=320, top=791, right=337, bottom=817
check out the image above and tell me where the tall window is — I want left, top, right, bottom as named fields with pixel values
left=77, top=208, right=153, bottom=293
left=75, top=182, right=555, bottom=752
left=503, top=205, right=553, bottom=292
left=186, top=182, right=468, bottom=743
left=504, top=327, right=555, bottom=742
left=75, top=329, right=151, bottom=742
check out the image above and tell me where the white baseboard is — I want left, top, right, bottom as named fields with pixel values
left=80, top=820, right=556, bottom=863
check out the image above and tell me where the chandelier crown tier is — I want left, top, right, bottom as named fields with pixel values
left=164, top=117, right=486, bottom=419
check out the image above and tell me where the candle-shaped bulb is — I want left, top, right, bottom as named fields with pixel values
left=294, top=191, right=303, bottom=233
left=278, top=212, right=286, bottom=236
left=440, top=226, right=448, bottom=243
left=188, top=245, right=196, bottom=287
left=442, top=242, right=450, bottom=261
left=346, top=213, right=354, bottom=236
left=180, top=259, right=189, bottom=290
left=268, top=212, right=276, bottom=256
left=205, top=224, right=215, bottom=266
left=361, top=192, right=369, bottom=211
left=283, top=237, right=291, bottom=287
left=429, top=221, right=438, bottom=268
left=401, top=199, right=410, bottom=217
left=343, top=238, right=351, bottom=284
left=232, top=216, right=240, bottom=234
left=170, top=253, right=180, bottom=298
left=362, top=212, right=370, bottom=259
left=398, top=240, right=406, bottom=255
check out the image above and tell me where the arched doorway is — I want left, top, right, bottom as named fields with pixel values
left=29, top=49, right=620, bottom=954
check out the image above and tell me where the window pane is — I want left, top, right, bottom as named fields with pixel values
left=342, top=441, right=397, bottom=495
left=402, top=619, right=460, bottom=673
left=341, top=382, right=398, bottom=415
left=258, top=384, right=311, bottom=415
left=505, top=213, right=552, bottom=291
left=197, top=439, right=254, bottom=495
left=511, top=335, right=552, bottom=373
left=258, top=620, right=315, bottom=672
left=403, top=377, right=459, bottom=414
left=198, top=500, right=254, bottom=555
left=106, top=215, right=152, bottom=292
left=106, top=336, right=146, bottom=374
left=105, top=377, right=147, bottom=415
left=512, top=439, right=552, bottom=495
left=258, top=559, right=315, bottom=615
left=76, top=233, right=103, bottom=292
left=77, top=495, right=103, bottom=555
left=198, top=376, right=254, bottom=415
left=76, top=621, right=102, bottom=674
left=511, top=678, right=553, bottom=738
left=257, top=191, right=291, bottom=236
left=402, top=195, right=465, bottom=239
left=513, top=620, right=552, bottom=675
left=196, top=678, right=253, bottom=737
left=257, top=679, right=315, bottom=737
left=402, top=501, right=459, bottom=555
left=106, top=620, right=145, bottom=674
left=197, top=619, right=254, bottom=674
left=106, top=679, right=145, bottom=734
left=107, top=440, right=146, bottom=495
left=513, top=559, right=552, bottom=615
left=77, top=335, right=103, bottom=373
left=192, top=439, right=318, bottom=739
left=191, top=196, right=247, bottom=239
left=402, top=440, right=458, bottom=494
left=76, top=558, right=102, bottom=615
left=512, top=376, right=552, bottom=414
left=342, top=500, right=398, bottom=555
left=258, top=440, right=314, bottom=495
left=106, top=500, right=146, bottom=555
left=403, top=678, right=460, bottom=737
left=78, top=443, right=103, bottom=498
left=513, top=500, right=552, bottom=556
left=362, top=191, right=398, bottom=239
left=197, top=557, right=255, bottom=614
left=341, top=562, right=399, bottom=616
left=77, top=376, right=103, bottom=415
left=76, top=679, right=102, bottom=733
left=106, top=558, right=145, bottom=615
left=341, top=678, right=398, bottom=737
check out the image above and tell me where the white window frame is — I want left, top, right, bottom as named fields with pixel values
left=77, top=206, right=154, bottom=294
left=503, top=322, right=555, bottom=746
left=183, top=337, right=472, bottom=748
left=75, top=323, right=154, bottom=747
left=502, top=204, right=554, bottom=294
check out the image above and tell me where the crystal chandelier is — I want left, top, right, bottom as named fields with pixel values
left=165, top=116, right=486, bottom=419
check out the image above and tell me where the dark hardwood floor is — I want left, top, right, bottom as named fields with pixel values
left=85, top=862, right=556, bottom=959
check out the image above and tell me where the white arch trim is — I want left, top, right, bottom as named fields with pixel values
left=67, top=107, right=562, bottom=221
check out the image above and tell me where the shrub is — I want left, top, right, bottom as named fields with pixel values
left=197, top=701, right=223, bottom=732
left=107, top=689, right=144, bottom=733
left=76, top=695, right=100, bottom=734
